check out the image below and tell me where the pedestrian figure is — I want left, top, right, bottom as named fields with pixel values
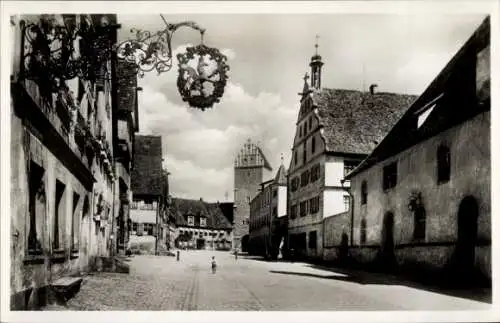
left=176, top=250, right=180, bottom=262
left=211, top=256, right=217, bottom=274
left=234, top=249, right=238, bottom=260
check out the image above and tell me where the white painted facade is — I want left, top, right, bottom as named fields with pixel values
left=278, top=186, right=287, bottom=217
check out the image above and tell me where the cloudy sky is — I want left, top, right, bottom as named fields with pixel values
left=117, top=12, right=486, bottom=203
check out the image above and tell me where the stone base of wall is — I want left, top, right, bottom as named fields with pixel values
left=89, top=256, right=130, bottom=274
left=10, top=286, right=39, bottom=310
left=322, top=244, right=491, bottom=286
left=475, top=245, right=491, bottom=279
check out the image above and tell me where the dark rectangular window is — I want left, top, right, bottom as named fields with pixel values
left=28, top=161, right=45, bottom=254
left=308, top=231, right=317, bottom=249
left=361, top=181, right=367, bottom=205
left=437, top=145, right=451, bottom=184
left=294, top=151, right=298, bottom=165
left=71, top=192, right=80, bottom=251
left=300, top=170, right=310, bottom=187
left=311, top=136, right=316, bottom=154
left=303, top=146, right=307, bottom=164
left=54, top=180, right=66, bottom=251
left=291, top=177, right=299, bottom=192
left=290, top=205, right=298, bottom=219
left=309, top=196, right=320, bottom=214
left=310, top=164, right=320, bottom=182
left=299, top=200, right=308, bottom=217
left=272, top=207, right=277, bottom=217
left=273, top=189, right=277, bottom=198
left=382, top=162, right=398, bottom=190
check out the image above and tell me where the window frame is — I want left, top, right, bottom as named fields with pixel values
left=437, top=144, right=451, bottom=184
left=343, top=195, right=350, bottom=212
left=361, top=180, right=367, bottom=205
left=27, top=160, right=45, bottom=255
left=382, top=161, right=398, bottom=191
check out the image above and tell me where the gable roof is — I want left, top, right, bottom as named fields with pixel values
left=312, top=88, right=417, bottom=155
left=346, top=16, right=490, bottom=179
left=131, top=135, right=163, bottom=196
left=169, top=198, right=233, bottom=229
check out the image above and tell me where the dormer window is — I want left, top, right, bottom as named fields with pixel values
left=188, top=215, right=194, bottom=226
left=417, top=104, right=435, bottom=128
left=200, top=217, right=207, bottom=227
left=415, top=94, right=442, bottom=129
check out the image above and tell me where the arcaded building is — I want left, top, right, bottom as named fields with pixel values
left=345, top=17, right=491, bottom=283
left=169, top=198, right=233, bottom=250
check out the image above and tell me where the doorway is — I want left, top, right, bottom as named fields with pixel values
left=455, top=196, right=479, bottom=273
left=241, top=234, right=249, bottom=252
left=196, top=238, right=205, bottom=250
left=380, top=212, right=395, bottom=267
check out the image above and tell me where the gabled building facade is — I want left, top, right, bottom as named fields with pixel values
left=169, top=198, right=233, bottom=250
left=288, top=47, right=417, bottom=260
left=345, top=17, right=491, bottom=284
left=233, top=139, right=272, bottom=252
left=130, top=135, right=166, bottom=254
left=249, top=163, right=288, bottom=259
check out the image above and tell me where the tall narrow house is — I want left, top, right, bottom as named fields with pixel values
left=288, top=43, right=417, bottom=260
left=233, top=139, right=272, bottom=252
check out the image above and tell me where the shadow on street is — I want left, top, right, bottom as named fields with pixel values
left=268, top=264, right=491, bottom=304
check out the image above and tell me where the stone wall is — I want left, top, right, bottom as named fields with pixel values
left=233, top=166, right=264, bottom=250
left=349, top=111, right=491, bottom=279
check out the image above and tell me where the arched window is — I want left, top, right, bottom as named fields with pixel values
left=437, top=145, right=451, bottom=183
left=360, top=219, right=367, bottom=244
left=361, top=181, right=367, bottom=205
left=311, top=136, right=316, bottom=154
left=309, top=116, right=312, bottom=130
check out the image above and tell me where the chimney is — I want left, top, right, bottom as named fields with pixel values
left=369, top=84, right=378, bottom=95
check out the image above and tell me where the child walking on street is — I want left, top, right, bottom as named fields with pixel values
left=211, top=256, right=217, bottom=274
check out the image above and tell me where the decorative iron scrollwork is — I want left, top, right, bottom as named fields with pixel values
left=176, top=44, right=230, bottom=110
left=20, top=15, right=116, bottom=93
left=116, top=20, right=206, bottom=77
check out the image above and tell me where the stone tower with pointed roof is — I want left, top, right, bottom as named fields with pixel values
left=233, top=139, right=272, bottom=251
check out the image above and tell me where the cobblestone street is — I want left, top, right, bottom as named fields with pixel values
left=47, top=251, right=490, bottom=311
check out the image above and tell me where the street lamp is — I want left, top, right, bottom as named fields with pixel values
left=19, top=14, right=230, bottom=111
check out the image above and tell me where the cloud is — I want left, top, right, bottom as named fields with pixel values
left=137, top=76, right=296, bottom=202
left=221, top=48, right=236, bottom=60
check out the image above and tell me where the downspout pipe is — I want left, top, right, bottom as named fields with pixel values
left=340, top=179, right=354, bottom=246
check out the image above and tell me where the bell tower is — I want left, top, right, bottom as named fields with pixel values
left=310, top=35, right=324, bottom=90
left=233, top=139, right=272, bottom=252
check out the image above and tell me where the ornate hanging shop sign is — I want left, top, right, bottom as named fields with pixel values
left=18, top=14, right=230, bottom=110
left=176, top=44, right=230, bottom=110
